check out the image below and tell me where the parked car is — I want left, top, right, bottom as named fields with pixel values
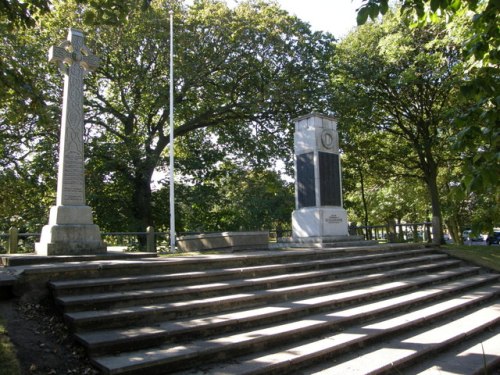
left=462, top=230, right=485, bottom=242
left=486, top=231, right=500, bottom=245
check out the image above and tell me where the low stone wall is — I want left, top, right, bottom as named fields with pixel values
left=177, top=231, right=269, bottom=252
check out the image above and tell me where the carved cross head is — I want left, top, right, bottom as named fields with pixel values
left=48, top=28, right=100, bottom=75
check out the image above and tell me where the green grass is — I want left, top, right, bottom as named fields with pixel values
left=442, top=245, right=500, bottom=272
left=0, top=316, right=21, bottom=375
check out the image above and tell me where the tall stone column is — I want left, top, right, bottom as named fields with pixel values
left=36, top=28, right=106, bottom=255
left=292, top=113, right=349, bottom=241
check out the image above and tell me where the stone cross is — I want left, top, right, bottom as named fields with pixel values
left=48, top=28, right=99, bottom=206
left=36, top=28, right=106, bottom=255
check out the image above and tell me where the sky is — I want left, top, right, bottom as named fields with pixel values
left=195, top=1, right=364, bottom=39
left=272, top=0, right=363, bottom=38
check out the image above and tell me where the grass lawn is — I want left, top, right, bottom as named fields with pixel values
left=0, top=316, right=21, bottom=375
left=442, top=244, right=500, bottom=272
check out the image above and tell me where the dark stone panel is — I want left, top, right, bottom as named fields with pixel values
left=296, top=152, right=315, bottom=208
left=319, top=152, right=341, bottom=206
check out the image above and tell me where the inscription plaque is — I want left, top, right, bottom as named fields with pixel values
left=325, top=214, right=343, bottom=224
left=297, top=152, right=315, bottom=208
left=319, top=152, right=341, bottom=206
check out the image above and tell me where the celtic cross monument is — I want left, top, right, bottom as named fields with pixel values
left=36, top=28, right=106, bottom=255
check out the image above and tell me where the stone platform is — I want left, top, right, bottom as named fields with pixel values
left=0, top=250, right=157, bottom=267
left=177, top=231, right=269, bottom=252
left=275, top=235, right=377, bottom=248
left=0, top=243, right=499, bottom=374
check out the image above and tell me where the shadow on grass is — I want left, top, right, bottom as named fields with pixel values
left=0, top=316, right=21, bottom=375
left=441, top=245, right=500, bottom=272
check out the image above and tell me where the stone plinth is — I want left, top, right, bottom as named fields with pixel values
left=292, top=207, right=348, bottom=238
left=36, top=205, right=106, bottom=255
left=36, top=224, right=106, bottom=255
left=177, top=231, right=269, bottom=252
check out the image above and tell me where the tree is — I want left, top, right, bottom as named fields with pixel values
left=356, top=0, right=499, bottom=226
left=84, top=0, right=333, bottom=232
left=0, top=9, right=61, bottom=232
left=331, top=10, right=464, bottom=244
left=1, top=0, right=335, bottom=233
left=0, top=0, right=154, bottom=29
left=173, top=163, right=293, bottom=232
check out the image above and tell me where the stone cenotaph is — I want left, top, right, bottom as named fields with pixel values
left=36, top=28, right=106, bottom=255
left=292, top=113, right=351, bottom=243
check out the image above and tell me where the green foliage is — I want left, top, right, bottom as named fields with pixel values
left=80, top=0, right=334, bottom=231
left=356, top=0, right=499, bottom=207
left=332, top=10, right=467, bottom=242
left=0, top=0, right=50, bottom=29
left=173, top=163, right=293, bottom=232
left=0, top=8, right=62, bottom=232
left=1, top=0, right=334, bottom=233
left=0, top=169, right=53, bottom=231
left=0, top=0, right=158, bottom=29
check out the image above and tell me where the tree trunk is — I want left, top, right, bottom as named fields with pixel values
left=132, top=169, right=154, bottom=247
left=424, top=166, right=443, bottom=245
left=358, top=164, right=370, bottom=239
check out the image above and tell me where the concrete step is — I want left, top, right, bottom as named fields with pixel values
left=55, top=256, right=457, bottom=312
left=90, top=285, right=500, bottom=374
left=208, top=293, right=500, bottom=375
left=76, top=274, right=499, bottom=357
left=21, top=243, right=498, bottom=375
left=407, top=329, right=500, bottom=374
left=48, top=249, right=442, bottom=297
left=14, top=246, right=436, bottom=303
left=303, top=302, right=500, bottom=375
left=0, top=251, right=157, bottom=266
left=20, top=244, right=433, bottom=282
left=277, top=239, right=379, bottom=248
left=64, top=266, right=481, bottom=332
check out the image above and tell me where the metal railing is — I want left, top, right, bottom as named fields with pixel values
left=0, top=227, right=171, bottom=254
left=352, top=222, right=433, bottom=242
left=1, top=222, right=435, bottom=254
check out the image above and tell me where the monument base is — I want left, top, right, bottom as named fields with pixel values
left=35, top=224, right=107, bottom=255
left=36, top=205, right=106, bottom=255
left=274, top=234, right=376, bottom=249
left=177, top=231, right=269, bottom=252
left=292, top=207, right=349, bottom=238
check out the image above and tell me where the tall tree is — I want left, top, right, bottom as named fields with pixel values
left=84, top=0, right=333, bottom=232
left=331, top=10, right=463, bottom=244
left=0, top=9, right=61, bottom=232
left=356, top=0, right=499, bottom=206
left=1, top=0, right=335, bottom=232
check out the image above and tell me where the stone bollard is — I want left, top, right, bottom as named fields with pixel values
left=146, top=226, right=156, bottom=253
left=7, top=227, right=19, bottom=254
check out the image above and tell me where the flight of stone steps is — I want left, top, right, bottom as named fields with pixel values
left=45, top=244, right=500, bottom=374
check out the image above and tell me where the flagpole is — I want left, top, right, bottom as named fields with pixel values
left=169, top=9, right=175, bottom=252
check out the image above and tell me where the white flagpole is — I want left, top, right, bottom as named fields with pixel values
left=169, top=9, right=175, bottom=252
